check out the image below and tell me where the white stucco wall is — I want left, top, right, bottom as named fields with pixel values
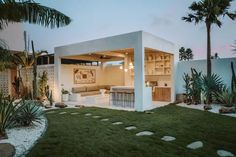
left=0, top=23, right=24, bottom=51
left=175, top=58, right=236, bottom=94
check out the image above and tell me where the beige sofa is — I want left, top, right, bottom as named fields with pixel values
left=72, top=85, right=111, bottom=97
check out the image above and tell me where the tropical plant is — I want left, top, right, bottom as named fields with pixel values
left=0, top=40, right=13, bottom=71
left=0, top=0, right=71, bottom=91
left=201, top=73, right=224, bottom=104
left=185, top=48, right=194, bottom=61
left=179, top=47, right=185, bottom=61
left=0, top=94, right=24, bottom=137
left=38, top=71, right=48, bottom=98
left=0, top=0, right=71, bottom=30
left=15, top=100, right=43, bottom=126
left=217, top=88, right=236, bottom=107
left=182, top=0, right=236, bottom=76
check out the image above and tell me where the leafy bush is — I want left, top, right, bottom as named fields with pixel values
left=0, top=94, right=23, bottom=137
left=15, top=100, right=43, bottom=126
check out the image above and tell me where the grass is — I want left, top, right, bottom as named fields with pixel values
left=27, top=105, right=236, bottom=157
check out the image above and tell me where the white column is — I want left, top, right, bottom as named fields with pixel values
left=134, top=33, right=145, bottom=111
left=54, top=54, right=62, bottom=102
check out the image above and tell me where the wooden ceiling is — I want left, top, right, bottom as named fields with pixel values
left=62, top=48, right=171, bottom=62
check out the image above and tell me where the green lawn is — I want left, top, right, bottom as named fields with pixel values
left=27, top=105, right=236, bottom=157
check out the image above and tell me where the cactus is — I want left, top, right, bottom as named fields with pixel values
left=190, top=68, right=202, bottom=104
left=183, top=73, right=192, bottom=104
left=231, top=62, right=236, bottom=92
left=45, top=85, right=53, bottom=106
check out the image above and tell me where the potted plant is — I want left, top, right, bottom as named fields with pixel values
left=61, top=89, right=69, bottom=102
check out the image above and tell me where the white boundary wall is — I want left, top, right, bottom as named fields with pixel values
left=175, top=58, right=236, bottom=94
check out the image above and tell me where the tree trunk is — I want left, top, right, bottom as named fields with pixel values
left=32, top=40, right=37, bottom=99
left=206, top=23, right=212, bottom=77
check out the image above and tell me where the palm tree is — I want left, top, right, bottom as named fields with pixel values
left=0, top=0, right=71, bottom=30
left=185, top=48, right=194, bottom=61
left=0, top=0, right=71, bottom=70
left=182, top=0, right=236, bottom=76
left=179, top=47, right=186, bottom=61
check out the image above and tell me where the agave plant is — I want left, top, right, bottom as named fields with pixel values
left=217, top=87, right=236, bottom=107
left=202, top=73, right=224, bottom=104
left=0, top=93, right=24, bottom=137
left=15, top=100, right=43, bottom=126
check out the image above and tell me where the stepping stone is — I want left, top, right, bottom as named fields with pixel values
left=161, top=136, right=176, bottom=142
left=93, top=116, right=101, bottom=118
left=112, top=122, right=123, bottom=125
left=186, top=141, right=203, bottom=150
left=0, top=143, right=15, bottom=157
left=85, top=113, right=92, bottom=116
left=101, top=118, right=109, bottom=122
left=217, top=150, right=235, bottom=157
left=71, top=113, right=79, bottom=115
left=59, top=112, right=67, bottom=115
left=46, top=111, right=55, bottom=114
left=136, top=131, right=154, bottom=136
left=125, top=126, right=137, bottom=130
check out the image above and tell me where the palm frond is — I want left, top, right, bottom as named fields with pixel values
left=0, top=0, right=71, bottom=30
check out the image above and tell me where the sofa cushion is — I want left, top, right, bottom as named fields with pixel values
left=72, top=87, right=87, bottom=93
left=80, top=91, right=100, bottom=96
left=86, top=86, right=99, bottom=91
left=98, top=85, right=111, bottom=90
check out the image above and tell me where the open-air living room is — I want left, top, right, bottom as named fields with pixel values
left=58, top=48, right=173, bottom=110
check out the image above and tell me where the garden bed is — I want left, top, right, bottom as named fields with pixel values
left=177, top=103, right=236, bottom=118
left=0, top=117, right=47, bottom=157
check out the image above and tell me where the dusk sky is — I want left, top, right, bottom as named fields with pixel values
left=25, top=0, right=236, bottom=59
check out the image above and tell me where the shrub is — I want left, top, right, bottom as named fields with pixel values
left=15, top=100, right=44, bottom=127
left=0, top=94, right=23, bottom=137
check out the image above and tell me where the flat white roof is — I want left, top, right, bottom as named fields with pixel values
left=54, top=31, right=176, bottom=57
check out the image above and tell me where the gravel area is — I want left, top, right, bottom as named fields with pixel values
left=0, top=117, right=47, bottom=157
left=177, top=103, right=236, bottom=118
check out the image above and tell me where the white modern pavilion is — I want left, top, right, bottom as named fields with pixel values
left=54, top=31, right=177, bottom=111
